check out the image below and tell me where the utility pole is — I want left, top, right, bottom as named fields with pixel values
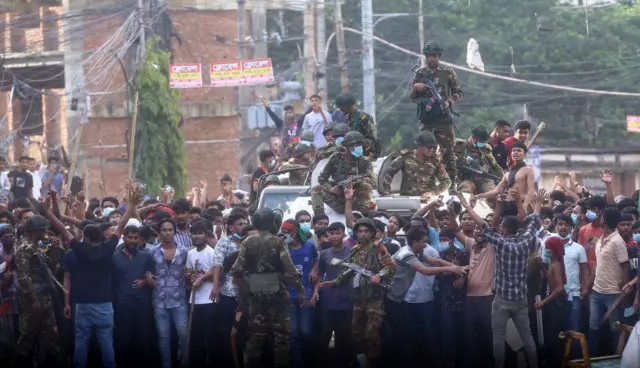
left=362, top=0, right=375, bottom=121
left=316, top=0, right=327, bottom=108
left=418, top=0, right=426, bottom=67
left=334, top=0, right=348, bottom=93
left=303, top=0, right=317, bottom=100
left=128, top=0, right=146, bottom=177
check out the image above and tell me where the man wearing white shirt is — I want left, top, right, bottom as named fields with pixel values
left=185, top=220, right=216, bottom=368
left=302, top=94, right=332, bottom=148
left=0, top=157, right=10, bottom=199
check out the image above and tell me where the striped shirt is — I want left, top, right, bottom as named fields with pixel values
left=174, top=229, right=192, bottom=250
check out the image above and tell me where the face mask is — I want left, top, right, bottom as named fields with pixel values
left=347, top=229, right=354, bottom=238
left=300, top=140, right=312, bottom=146
left=351, top=146, right=364, bottom=158
left=112, top=225, right=117, bottom=231
left=300, top=223, right=311, bottom=233
left=233, top=232, right=242, bottom=240
left=557, top=232, right=571, bottom=240
left=536, top=226, right=544, bottom=237
left=38, top=240, right=52, bottom=248
left=475, top=142, right=485, bottom=149
left=440, top=242, right=451, bottom=252
left=335, top=137, right=344, bottom=145
left=542, top=249, right=552, bottom=264
left=571, top=213, right=579, bottom=225
left=284, top=234, right=294, bottom=245
left=268, top=161, right=276, bottom=169
left=633, top=234, right=640, bottom=243
left=586, top=210, right=597, bottom=221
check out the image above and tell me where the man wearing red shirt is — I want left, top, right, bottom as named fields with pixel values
left=503, top=120, right=531, bottom=167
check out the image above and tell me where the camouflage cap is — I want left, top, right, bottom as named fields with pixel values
left=292, top=143, right=313, bottom=157
left=335, top=93, right=357, bottom=108
left=341, top=131, right=367, bottom=146
left=414, top=130, right=438, bottom=147
left=323, top=122, right=337, bottom=135
left=423, top=40, right=444, bottom=54
left=265, top=174, right=280, bottom=184
left=471, top=124, right=490, bottom=143
left=353, top=217, right=376, bottom=233
left=24, top=215, right=49, bottom=232
left=300, top=130, right=315, bottom=142
left=332, top=123, right=350, bottom=137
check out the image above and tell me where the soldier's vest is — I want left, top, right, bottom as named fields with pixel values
left=350, top=245, right=386, bottom=301
left=331, top=153, right=365, bottom=184
left=399, top=150, right=438, bottom=194
left=455, top=140, right=489, bottom=180
left=414, top=68, right=452, bottom=123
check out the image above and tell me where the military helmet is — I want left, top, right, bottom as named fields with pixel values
left=332, top=123, right=350, bottom=138
left=292, top=143, right=313, bottom=157
left=24, top=215, right=49, bottom=232
left=341, top=131, right=366, bottom=147
left=335, top=93, right=357, bottom=108
left=251, top=207, right=277, bottom=231
left=300, top=130, right=315, bottom=142
left=265, top=174, right=280, bottom=184
left=353, top=217, right=376, bottom=233
left=423, top=40, right=444, bottom=54
left=414, top=131, right=438, bottom=147
left=323, top=122, right=337, bottom=135
left=471, top=124, right=490, bottom=143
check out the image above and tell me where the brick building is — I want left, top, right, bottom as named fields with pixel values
left=0, top=0, right=297, bottom=200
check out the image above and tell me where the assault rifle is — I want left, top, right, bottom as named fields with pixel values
left=330, top=174, right=370, bottom=190
left=460, top=165, right=502, bottom=184
left=425, top=79, right=460, bottom=133
left=329, top=258, right=392, bottom=290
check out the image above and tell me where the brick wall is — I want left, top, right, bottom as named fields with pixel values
left=80, top=9, right=243, bottom=201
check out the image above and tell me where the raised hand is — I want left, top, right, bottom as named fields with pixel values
left=600, top=169, right=613, bottom=184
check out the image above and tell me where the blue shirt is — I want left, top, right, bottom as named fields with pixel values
left=287, top=240, right=317, bottom=300
left=149, top=244, right=189, bottom=308
left=40, top=171, right=64, bottom=197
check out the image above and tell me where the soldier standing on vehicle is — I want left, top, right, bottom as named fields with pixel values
left=455, top=124, right=504, bottom=195
left=410, top=40, right=463, bottom=185
left=335, top=93, right=379, bottom=159
left=280, top=144, right=314, bottom=186
left=230, top=208, right=306, bottom=368
left=382, top=131, right=451, bottom=199
left=13, top=215, right=64, bottom=366
left=318, top=218, right=396, bottom=368
left=316, top=123, right=350, bottom=162
left=311, top=131, right=375, bottom=215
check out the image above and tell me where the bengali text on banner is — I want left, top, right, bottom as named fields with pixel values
left=210, top=61, right=244, bottom=87
left=627, top=115, right=640, bottom=133
left=169, top=63, right=202, bottom=88
left=242, top=58, right=274, bottom=85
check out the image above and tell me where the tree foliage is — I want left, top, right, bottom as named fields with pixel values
left=133, top=36, right=187, bottom=197
left=268, top=1, right=640, bottom=151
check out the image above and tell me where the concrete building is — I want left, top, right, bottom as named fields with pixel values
left=0, top=0, right=301, bottom=199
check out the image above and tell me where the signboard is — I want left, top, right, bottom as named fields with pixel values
left=169, top=63, right=202, bottom=88
left=210, top=58, right=274, bottom=87
left=627, top=115, right=640, bottom=133
left=527, top=145, right=541, bottom=183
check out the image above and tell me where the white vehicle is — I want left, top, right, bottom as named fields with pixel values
left=255, top=155, right=492, bottom=223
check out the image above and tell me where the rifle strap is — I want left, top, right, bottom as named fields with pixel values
left=508, top=162, right=527, bottom=189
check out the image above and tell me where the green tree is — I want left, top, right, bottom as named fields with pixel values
left=133, top=36, right=187, bottom=197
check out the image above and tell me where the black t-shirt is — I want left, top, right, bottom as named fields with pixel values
left=249, top=167, right=267, bottom=203
left=70, top=235, right=119, bottom=304
left=492, top=140, right=509, bottom=170
left=8, top=170, right=33, bottom=199
left=627, top=246, right=638, bottom=285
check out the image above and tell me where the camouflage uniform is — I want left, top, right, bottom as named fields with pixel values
left=311, top=145, right=375, bottom=215
left=331, top=219, right=396, bottom=363
left=454, top=125, right=504, bottom=194
left=230, top=223, right=304, bottom=368
left=315, top=123, right=350, bottom=162
left=336, top=93, right=378, bottom=159
left=280, top=144, right=312, bottom=186
left=13, top=235, right=63, bottom=364
left=411, top=41, right=463, bottom=182
left=383, top=149, right=451, bottom=196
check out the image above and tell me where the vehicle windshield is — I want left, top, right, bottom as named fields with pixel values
left=259, top=191, right=302, bottom=212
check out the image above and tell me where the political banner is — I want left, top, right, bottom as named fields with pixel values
left=210, top=58, right=275, bottom=87
left=169, top=63, right=202, bottom=88
left=527, top=145, right=541, bottom=183
left=627, top=115, right=640, bottom=133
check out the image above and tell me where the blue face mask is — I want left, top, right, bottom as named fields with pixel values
left=300, top=223, right=311, bottom=233
left=475, top=142, right=486, bottom=149
left=347, top=228, right=354, bottom=238
left=233, top=232, right=242, bottom=240
left=351, top=146, right=364, bottom=158
left=586, top=210, right=597, bottom=221
left=557, top=232, right=571, bottom=240
left=440, top=241, right=452, bottom=252
left=542, top=249, right=552, bottom=264
left=571, top=213, right=579, bottom=225
left=268, top=160, right=276, bottom=169
left=633, top=234, right=640, bottom=243
left=335, top=137, right=344, bottom=145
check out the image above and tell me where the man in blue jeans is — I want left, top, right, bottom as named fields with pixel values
left=280, top=220, right=317, bottom=368
left=69, top=224, right=119, bottom=368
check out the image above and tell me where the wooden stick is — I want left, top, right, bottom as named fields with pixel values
left=61, top=123, right=85, bottom=214
left=127, top=91, right=140, bottom=178
left=186, top=259, right=199, bottom=364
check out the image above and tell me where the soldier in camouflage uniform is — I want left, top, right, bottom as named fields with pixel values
left=13, top=215, right=64, bottom=366
left=264, top=174, right=281, bottom=187
left=410, top=40, right=463, bottom=184
left=335, top=93, right=379, bottom=159
left=230, top=208, right=306, bottom=368
left=311, top=131, right=375, bottom=215
left=455, top=124, right=504, bottom=195
left=284, top=130, right=316, bottom=163
left=315, top=123, right=350, bottom=162
left=280, top=144, right=313, bottom=186
left=318, top=218, right=395, bottom=367
left=382, top=130, right=451, bottom=199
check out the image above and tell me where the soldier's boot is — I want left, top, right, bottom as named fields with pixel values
left=311, top=193, right=326, bottom=215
